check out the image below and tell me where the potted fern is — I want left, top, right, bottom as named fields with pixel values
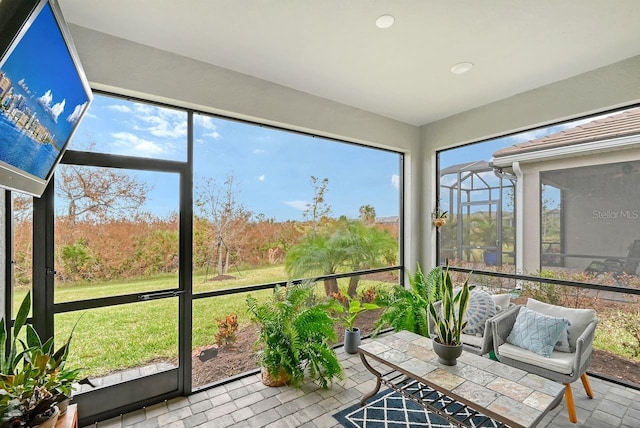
left=374, top=264, right=443, bottom=337
left=427, top=268, right=473, bottom=365
left=246, top=281, right=343, bottom=388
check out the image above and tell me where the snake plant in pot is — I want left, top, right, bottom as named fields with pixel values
left=428, top=268, right=473, bottom=366
left=246, top=281, right=343, bottom=388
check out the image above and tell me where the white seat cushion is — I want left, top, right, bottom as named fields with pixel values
left=491, top=293, right=511, bottom=312
left=498, top=343, right=575, bottom=375
left=526, top=298, right=596, bottom=349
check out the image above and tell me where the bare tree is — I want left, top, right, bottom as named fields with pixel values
left=302, top=176, right=331, bottom=235
left=195, top=174, right=250, bottom=277
left=56, top=164, right=150, bottom=224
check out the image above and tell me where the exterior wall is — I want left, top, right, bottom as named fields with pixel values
left=520, top=149, right=640, bottom=273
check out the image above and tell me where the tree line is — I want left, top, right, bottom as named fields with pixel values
left=12, top=169, right=398, bottom=289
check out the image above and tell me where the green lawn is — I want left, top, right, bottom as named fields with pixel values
left=14, top=265, right=395, bottom=378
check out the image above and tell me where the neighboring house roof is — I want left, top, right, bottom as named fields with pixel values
left=493, top=107, right=640, bottom=161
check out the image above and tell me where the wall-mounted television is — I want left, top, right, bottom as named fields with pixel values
left=0, top=0, right=92, bottom=197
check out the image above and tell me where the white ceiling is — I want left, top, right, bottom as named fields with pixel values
left=59, top=0, right=640, bottom=126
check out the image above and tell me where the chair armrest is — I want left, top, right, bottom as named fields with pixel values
left=490, top=304, right=521, bottom=357
left=573, top=318, right=599, bottom=372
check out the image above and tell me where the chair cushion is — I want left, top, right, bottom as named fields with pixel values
left=461, top=333, right=484, bottom=348
left=507, top=306, right=569, bottom=357
left=526, top=298, right=597, bottom=349
left=498, top=343, right=575, bottom=375
left=462, top=289, right=496, bottom=336
left=491, top=293, right=511, bottom=312
left=554, top=326, right=573, bottom=353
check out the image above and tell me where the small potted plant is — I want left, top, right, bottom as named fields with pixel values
left=246, top=281, right=343, bottom=388
left=433, top=209, right=448, bottom=228
left=427, top=268, right=473, bottom=366
left=0, top=292, right=84, bottom=427
left=334, top=294, right=379, bottom=354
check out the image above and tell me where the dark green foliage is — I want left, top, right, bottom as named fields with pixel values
left=246, top=282, right=343, bottom=388
left=428, top=268, right=473, bottom=346
left=374, top=264, right=444, bottom=337
left=0, top=292, right=84, bottom=426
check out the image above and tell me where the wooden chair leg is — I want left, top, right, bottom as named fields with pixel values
left=564, top=383, right=577, bottom=423
left=581, top=373, right=594, bottom=398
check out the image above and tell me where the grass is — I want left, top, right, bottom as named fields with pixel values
left=14, top=265, right=396, bottom=379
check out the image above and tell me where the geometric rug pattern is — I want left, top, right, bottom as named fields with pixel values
left=333, top=384, right=507, bottom=428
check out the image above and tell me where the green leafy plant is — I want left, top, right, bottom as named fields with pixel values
left=374, top=264, right=444, bottom=337
left=333, top=294, right=379, bottom=332
left=428, top=268, right=473, bottom=346
left=0, top=292, right=83, bottom=427
left=246, top=282, right=343, bottom=388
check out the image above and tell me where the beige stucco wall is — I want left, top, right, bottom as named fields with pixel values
left=518, top=148, right=640, bottom=273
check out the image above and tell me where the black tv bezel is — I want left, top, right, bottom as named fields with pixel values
left=0, top=0, right=93, bottom=197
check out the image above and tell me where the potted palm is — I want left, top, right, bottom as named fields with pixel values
left=246, top=281, right=343, bottom=388
left=428, top=268, right=473, bottom=366
left=335, top=295, right=379, bottom=354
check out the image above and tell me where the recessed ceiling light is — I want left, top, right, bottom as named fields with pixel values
left=376, top=14, right=395, bottom=29
left=450, top=62, right=474, bottom=75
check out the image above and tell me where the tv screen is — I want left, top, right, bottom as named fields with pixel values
left=0, top=0, right=92, bottom=197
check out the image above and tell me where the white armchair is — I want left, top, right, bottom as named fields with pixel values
left=491, top=298, right=598, bottom=424
left=429, top=291, right=513, bottom=356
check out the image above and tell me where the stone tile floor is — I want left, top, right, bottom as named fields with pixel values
left=92, top=346, right=640, bottom=428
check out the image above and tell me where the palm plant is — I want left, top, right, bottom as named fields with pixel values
left=246, top=282, right=343, bottom=388
left=285, top=220, right=397, bottom=296
left=374, top=264, right=444, bottom=337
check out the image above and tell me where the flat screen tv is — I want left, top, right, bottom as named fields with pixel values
left=0, top=0, right=92, bottom=197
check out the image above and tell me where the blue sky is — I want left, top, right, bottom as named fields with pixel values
left=70, top=95, right=400, bottom=221
left=1, top=3, right=90, bottom=147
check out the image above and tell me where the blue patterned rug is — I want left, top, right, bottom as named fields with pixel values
left=333, top=386, right=505, bottom=428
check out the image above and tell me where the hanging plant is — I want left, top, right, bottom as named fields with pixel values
left=433, top=209, right=448, bottom=227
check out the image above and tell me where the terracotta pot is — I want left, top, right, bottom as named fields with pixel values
left=432, top=339, right=462, bottom=366
left=261, top=367, right=290, bottom=387
left=433, top=217, right=447, bottom=228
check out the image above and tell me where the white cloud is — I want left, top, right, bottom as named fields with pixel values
left=132, top=105, right=188, bottom=139
left=258, top=175, right=265, bottom=182
left=37, top=90, right=53, bottom=107
left=391, top=174, right=400, bottom=190
left=284, top=200, right=308, bottom=211
left=50, top=99, right=65, bottom=122
left=111, top=131, right=164, bottom=156
left=253, top=149, right=265, bottom=154
left=66, top=102, right=87, bottom=123
left=107, top=104, right=132, bottom=113
left=194, top=115, right=222, bottom=140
